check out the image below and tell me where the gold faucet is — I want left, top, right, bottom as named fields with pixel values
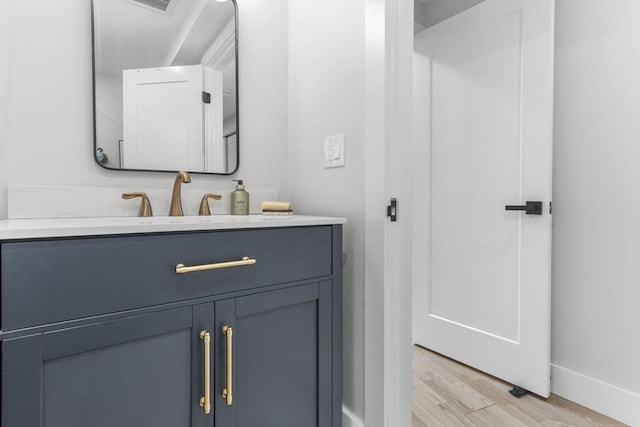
left=199, top=193, right=222, bottom=215
left=122, top=192, right=153, bottom=217
left=169, top=171, right=191, bottom=216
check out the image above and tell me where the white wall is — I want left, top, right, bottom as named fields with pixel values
left=0, top=0, right=289, bottom=219
left=287, top=0, right=366, bottom=423
left=551, top=1, right=640, bottom=424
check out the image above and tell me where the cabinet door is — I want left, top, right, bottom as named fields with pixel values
left=2, top=305, right=215, bottom=427
left=215, top=281, right=333, bottom=427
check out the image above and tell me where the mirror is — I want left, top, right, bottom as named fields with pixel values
left=92, top=0, right=238, bottom=174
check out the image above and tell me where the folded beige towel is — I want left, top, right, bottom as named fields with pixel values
left=261, top=201, right=292, bottom=211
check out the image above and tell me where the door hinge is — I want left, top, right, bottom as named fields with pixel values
left=387, top=198, right=397, bottom=222
left=202, top=91, right=211, bottom=104
left=549, top=201, right=553, bottom=214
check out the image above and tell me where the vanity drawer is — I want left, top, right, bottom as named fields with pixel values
left=1, top=226, right=333, bottom=330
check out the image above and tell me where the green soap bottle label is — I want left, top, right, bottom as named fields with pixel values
left=231, top=190, right=249, bottom=215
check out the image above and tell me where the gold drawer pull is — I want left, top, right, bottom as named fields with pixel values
left=221, top=325, right=233, bottom=406
left=175, top=256, right=256, bottom=274
left=199, top=331, right=211, bottom=415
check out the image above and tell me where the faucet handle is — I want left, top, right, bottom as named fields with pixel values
left=199, top=193, right=222, bottom=216
left=122, top=192, right=153, bottom=217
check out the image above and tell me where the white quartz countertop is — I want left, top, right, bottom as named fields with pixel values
left=0, top=215, right=346, bottom=240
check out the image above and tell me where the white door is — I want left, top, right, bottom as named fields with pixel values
left=122, top=65, right=204, bottom=171
left=412, top=0, right=554, bottom=397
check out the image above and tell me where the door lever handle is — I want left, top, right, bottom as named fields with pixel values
left=505, top=201, right=542, bottom=215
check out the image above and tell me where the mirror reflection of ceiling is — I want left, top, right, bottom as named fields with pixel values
left=94, top=0, right=236, bottom=120
left=414, top=0, right=484, bottom=33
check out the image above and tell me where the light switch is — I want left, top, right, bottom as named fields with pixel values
left=333, top=141, right=341, bottom=159
left=324, top=133, right=346, bottom=168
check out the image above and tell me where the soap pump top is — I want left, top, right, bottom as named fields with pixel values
left=233, top=179, right=245, bottom=189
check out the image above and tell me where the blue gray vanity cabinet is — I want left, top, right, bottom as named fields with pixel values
left=214, top=282, right=333, bottom=427
left=0, top=224, right=343, bottom=427
left=2, top=304, right=215, bottom=427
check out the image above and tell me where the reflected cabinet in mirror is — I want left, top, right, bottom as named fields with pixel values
left=92, top=0, right=238, bottom=174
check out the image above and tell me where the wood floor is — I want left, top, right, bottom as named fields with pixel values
left=412, top=345, right=627, bottom=427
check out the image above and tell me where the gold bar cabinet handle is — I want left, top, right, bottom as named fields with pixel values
left=221, top=325, right=233, bottom=406
left=199, top=331, right=211, bottom=415
left=176, top=257, right=256, bottom=274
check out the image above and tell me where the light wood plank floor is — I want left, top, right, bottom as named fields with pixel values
left=412, top=345, right=628, bottom=427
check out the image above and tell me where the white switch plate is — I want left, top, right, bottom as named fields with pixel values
left=324, top=133, right=346, bottom=168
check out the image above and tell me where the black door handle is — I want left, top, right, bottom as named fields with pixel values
left=505, top=201, right=542, bottom=215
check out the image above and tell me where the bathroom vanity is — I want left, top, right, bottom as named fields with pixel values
left=0, top=216, right=344, bottom=427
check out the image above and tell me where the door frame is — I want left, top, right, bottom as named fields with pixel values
left=363, top=0, right=413, bottom=426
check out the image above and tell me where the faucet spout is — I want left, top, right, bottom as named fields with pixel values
left=169, top=171, right=191, bottom=216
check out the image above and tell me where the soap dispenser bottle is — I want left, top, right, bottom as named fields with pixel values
left=231, top=179, right=250, bottom=215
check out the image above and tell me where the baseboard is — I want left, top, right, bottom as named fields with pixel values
left=342, top=405, right=365, bottom=427
left=551, top=364, right=640, bottom=426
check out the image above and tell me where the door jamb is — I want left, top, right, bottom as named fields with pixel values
left=364, top=0, right=414, bottom=426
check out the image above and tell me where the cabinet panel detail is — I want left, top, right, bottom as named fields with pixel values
left=43, top=329, right=192, bottom=427
left=1, top=335, right=42, bottom=427
left=42, top=307, right=192, bottom=360
left=215, top=282, right=332, bottom=427
left=235, top=282, right=319, bottom=317
left=1, top=306, right=218, bottom=427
